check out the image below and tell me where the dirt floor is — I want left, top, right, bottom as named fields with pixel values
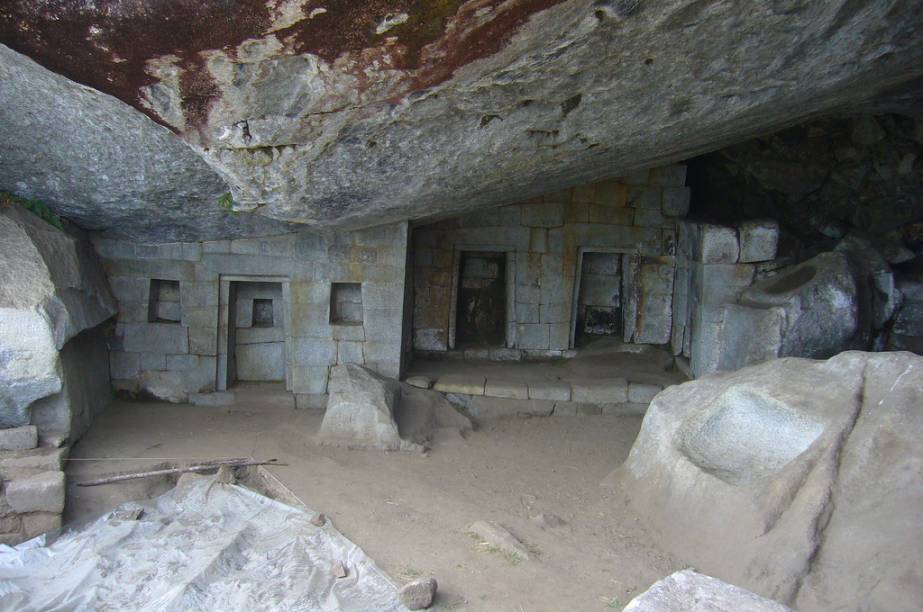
left=65, top=395, right=681, bottom=611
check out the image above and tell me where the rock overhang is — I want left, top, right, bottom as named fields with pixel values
left=0, top=1, right=922, bottom=240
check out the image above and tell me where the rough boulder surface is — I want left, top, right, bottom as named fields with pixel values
left=616, top=351, right=923, bottom=610
left=0, top=204, right=116, bottom=427
left=398, top=577, right=438, bottom=610
left=624, top=570, right=792, bottom=612
left=1, top=2, right=922, bottom=240
left=319, top=365, right=471, bottom=451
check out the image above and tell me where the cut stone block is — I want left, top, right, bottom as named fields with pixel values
left=601, top=402, right=648, bottom=416
left=0, top=447, right=66, bottom=480
left=528, top=381, right=571, bottom=401
left=463, top=397, right=554, bottom=422
left=433, top=375, right=486, bottom=396
left=570, top=379, right=628, bottom=404
left=661, top=186, right=691, bottom=217
left=485, top=380, right=529, bottom=400
left=625, top=569, right=792, bottom=612
left=700, top=225, right=739, bottom=263
left=575, top=402, right=602, bottom=415
left=738, top=220, right=779, bottom=263
left=628, top=383, right=662, bottom=404
left=6, top=471, right=65, bottom=513
left=0, top=426, right=37, bottom=451
left=22, top=512, right=62, bottom=539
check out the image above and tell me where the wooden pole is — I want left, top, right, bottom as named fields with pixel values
left=76, top=458, right=283, bottom=487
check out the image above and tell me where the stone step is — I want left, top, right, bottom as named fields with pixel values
left=418, top=374, right=664, bottom=411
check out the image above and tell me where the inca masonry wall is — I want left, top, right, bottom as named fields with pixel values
left=94, top=223, right=409, bottom=401
left=411, top=165, right=690, bottom=356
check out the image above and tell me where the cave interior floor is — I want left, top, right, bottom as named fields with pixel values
left=65, top=394, right=680, bottom=610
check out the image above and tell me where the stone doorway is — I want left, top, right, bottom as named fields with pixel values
left=570, top=249, right=630, bottom=348
left=217, top=276, right=292, bottom=391
left=454, top=251, right=508, bottom=349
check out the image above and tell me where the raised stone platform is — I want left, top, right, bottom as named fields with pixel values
left=407, top=340, right=685, bottom=421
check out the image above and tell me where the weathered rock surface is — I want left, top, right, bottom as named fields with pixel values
left=1, top=2, right=922, bottom=239
left=616, top=351, right=923, bottom=609
left=0, top=204, right=116, bottom=428
left=0, top=45, right=298, bottom=242
left=625, top=570, right=792, bottom=612
left=735, top=251, right=860, bottom=359
left=467, top=520, right=532, bottom=561
left=398, top=577, right=438, bottom=610
left=319, top=365, right=471, bottom=450
left=319, top=365, right=406, bottom=451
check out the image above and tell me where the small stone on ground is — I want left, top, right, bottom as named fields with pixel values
left=398, top=577, right=438, bottom=610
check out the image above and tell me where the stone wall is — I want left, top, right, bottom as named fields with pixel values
left=671, top=219, right=903, bottom=378
left=411, top=165, right=688, bottom=356
left=672, top=221, right=779, bottom=378
left=95, top=222, right=409, bottom=401
left=0, top=203, right=117, bottom=544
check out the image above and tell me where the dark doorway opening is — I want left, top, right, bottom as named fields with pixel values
left=574, top=252, right=623, bottom=347
left=455, top=251, right=507, bottom=348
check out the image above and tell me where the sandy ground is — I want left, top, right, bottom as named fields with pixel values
left=65, top=397, right=681, bottom=611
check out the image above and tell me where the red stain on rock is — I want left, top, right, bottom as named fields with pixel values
left=0, top=0, right=566, bottom=133
left=0, top=0, right=270, bottom=130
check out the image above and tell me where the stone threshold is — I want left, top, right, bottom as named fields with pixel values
left=405, top=373, right=664, bottom=418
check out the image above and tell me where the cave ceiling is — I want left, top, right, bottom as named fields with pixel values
left=0, top=0, right=921, bottom=241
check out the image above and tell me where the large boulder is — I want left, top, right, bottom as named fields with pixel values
left=0, top=204, right=116, bottom=428
left=1, top=2, right=922, bottom=239
left=319, top=365, right=472, bottom=451
left=616, top=351, right=923, bottom=610
left=737, top=251, right=860, bottom=358
left=625, top=570, right=792, bottom=612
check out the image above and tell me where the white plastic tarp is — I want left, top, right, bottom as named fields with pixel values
left=0, top=474, right=408, bottom=611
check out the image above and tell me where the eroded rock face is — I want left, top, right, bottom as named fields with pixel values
left=319, top=364, right=471, bottom=450
left=0, top=45, right=299, bottom=242
left=2, top=1, right=922, bottom=239
left=0, top=204, right=117, bottom=428
left=616, top=351, right=923, bottom=610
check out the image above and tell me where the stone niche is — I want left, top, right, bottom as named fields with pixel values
left=411, top=165, right=688, bottom=358
left=0, top=203, right=117, bottom=544
left=96, top=222, right=410, bottom=401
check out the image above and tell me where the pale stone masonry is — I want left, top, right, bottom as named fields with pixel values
left=95, top=223, right=410, bottom=400
left=412, top=165, right=687, bottom=355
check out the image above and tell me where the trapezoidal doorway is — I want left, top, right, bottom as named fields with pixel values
left=454, top=251, right=508, bottom=349
left=570, top=249, right=629, bottom=348
left=217, top=276, right=293, bottom=391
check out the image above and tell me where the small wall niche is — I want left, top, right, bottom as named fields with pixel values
left=330, top=282, right=363, bottom=325
left=252, top=298, right=274, bottom=327
left=148, top=279, right=181, bottom=323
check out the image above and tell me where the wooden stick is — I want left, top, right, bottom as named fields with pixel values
left=76, top=459, right=283, bottom=487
